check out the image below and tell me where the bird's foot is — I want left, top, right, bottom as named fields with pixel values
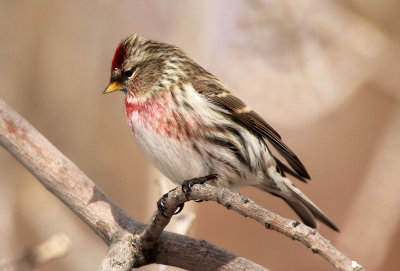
left=182, top=174, right=218, bottom=200
left=157, top=192, right=185, bottom=218
left=157, top=174, right=218, bottom=217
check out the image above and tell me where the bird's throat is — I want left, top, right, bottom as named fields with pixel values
left=125, top=92, right=176, bottom=135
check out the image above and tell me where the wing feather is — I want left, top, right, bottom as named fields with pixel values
left=193, top=79, right=310, bottom=181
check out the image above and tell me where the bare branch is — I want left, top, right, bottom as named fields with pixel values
left=0, top=98, right=267, bottom=270
left=148, top=185, right=365, bottom=271
left=0, top=233, right=72, bottom=271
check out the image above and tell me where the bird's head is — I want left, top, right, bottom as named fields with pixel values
left=104, top=34, right=191, bottom=100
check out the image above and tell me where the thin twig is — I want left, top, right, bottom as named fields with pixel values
left=146, top=185, right=365, bottom=271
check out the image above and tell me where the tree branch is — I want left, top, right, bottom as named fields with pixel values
left=148, top=185, right=365, bottom=271
left=0, top=98, right=364, bottom=271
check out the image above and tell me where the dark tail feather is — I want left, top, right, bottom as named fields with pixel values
left=283, top=198, right=318, bottom=229
left=290, top=191, right=340, bottom=232
left=283, top=180, right=340, bottom=232
left=255, top=178, right=340, bottom=232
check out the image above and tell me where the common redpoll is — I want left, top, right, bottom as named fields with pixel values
left=104, top=34, right=339, bottom=231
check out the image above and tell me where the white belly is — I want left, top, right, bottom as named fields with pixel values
left=132, top=122, right=209, bottom=183
left=130, top=119, right=269, bottom=189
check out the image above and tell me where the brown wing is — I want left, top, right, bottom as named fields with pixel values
left=193, top=79, right=310, bottom=181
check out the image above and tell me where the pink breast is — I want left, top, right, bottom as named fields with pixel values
left=125, top=93, right=182, bottom=140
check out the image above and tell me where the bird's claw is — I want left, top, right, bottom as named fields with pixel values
left=157, top=193, right=170, bottom=218
left=182, top=174, right=218, bottom=200
left=174, top=203, right=185, bottom=215
left=157, top=194, right=185, bottom=217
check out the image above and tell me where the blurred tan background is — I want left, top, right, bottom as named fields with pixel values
left=1, top=0, right=399, bottom=270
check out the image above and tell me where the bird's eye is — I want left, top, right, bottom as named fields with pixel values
left=124, top=68, right=136, bottom=78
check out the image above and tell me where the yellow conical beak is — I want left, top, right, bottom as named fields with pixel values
left=104, top=82, right=123, bottom=94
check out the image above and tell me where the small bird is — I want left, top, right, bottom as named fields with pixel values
left=104, top=34, right=339, bottom=232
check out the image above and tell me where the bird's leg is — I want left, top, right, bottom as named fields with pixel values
left=182, top=174, right=218, bottom=200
